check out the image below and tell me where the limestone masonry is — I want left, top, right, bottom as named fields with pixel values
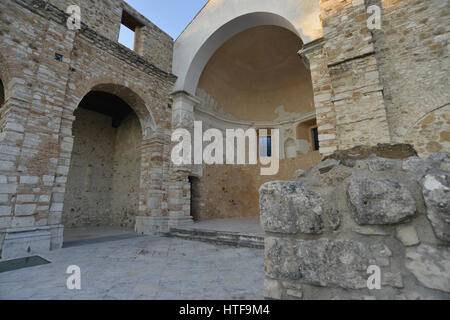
left=0, top=0, right=448, bottom=300
left=261, top=147, right=450, bottom=299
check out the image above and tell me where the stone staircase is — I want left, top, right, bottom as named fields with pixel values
left=166, top=227, right=264, bottom=249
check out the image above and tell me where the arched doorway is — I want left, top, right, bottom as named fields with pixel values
left=63, top=89, right=143, bottom=230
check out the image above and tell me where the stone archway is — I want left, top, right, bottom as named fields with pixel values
left=63, top=90, right=143, bottom=229
left=176, top=12, right=315, bottom=96
left=172, top=0, right=323, bottom=95
left=170, top=8, right=322, bottom=223
left=62, top=84, right=164, bottom=236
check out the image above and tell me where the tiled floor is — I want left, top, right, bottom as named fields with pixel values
left=0, top=227, right=264, bottom=300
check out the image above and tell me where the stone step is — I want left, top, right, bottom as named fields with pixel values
left=169, top=227, right=264, bottom=243
left=167, top=228, right=264, bottom=249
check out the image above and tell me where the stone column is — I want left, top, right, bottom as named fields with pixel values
left=135, top=132, right=171, bottom=234
left=0, top=19, right=76, bottom=259
left=167, top=91, right=201, bottom=229
left=300, top=38, right=338, bottom=156
left=308, top=0, right=392, bottom=152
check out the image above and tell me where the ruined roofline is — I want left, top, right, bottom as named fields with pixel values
left=14, top=0, right=177, bottom=83
left=122, top=1, right=174, bottom=41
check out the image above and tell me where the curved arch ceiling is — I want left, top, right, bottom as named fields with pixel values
left=172, top=0, right=322, bottom=94
left=198, top=25, right=315, bottom=122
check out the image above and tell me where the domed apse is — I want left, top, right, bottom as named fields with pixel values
left=191, top=25, right=320, bottom=221
left=197, top=25, right=316, bottom=122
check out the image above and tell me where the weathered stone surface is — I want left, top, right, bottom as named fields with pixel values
left=323, top=144, right=418, bottom=167
left=264, top=278, right=282, bottom=300
left=367, top=156, right=401, bottom=172
left=402, top=156, right=436, bottom=179
left=420, top=173, right=450, bottom=242
left=293, top=169, right=306, bottom=180
left=396, top=225, right=420, bottom=247
left=429, top=154, right=450, bottom=163
left=265, top=237, right=384, bottom=289
left=260, top=181, right=323, bottom=235
left=286, top=288, right=303, bottom=299
left=348, top=177, right=416, bottom=225
left=406, top=244, right=450, bottom=293
left=316, top=159, right=340, bottom=174
left=353, top=226, right=389, bottom=236
left=382, top=272, right=404, bottom=289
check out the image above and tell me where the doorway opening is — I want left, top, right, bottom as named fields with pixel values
left=63, top=90, right=142, bottom=232
left=189, top=176, right=201, bottom=221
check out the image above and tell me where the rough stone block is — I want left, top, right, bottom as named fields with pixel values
left=265, top=237, right=387, bottom=289
left=264, top=278, right=282, bottom=300
left=420, top=173, right=450, bottom=242
left=260, top=181, right=323, bottom=235
left=396, top=225, right=420, bottom=247
left=406, top=244, right=450, bottom=293
left=348, top=176, right=416, bottom=225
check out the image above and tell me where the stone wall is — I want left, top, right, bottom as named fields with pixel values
left=63, top=108, right=116, bottom=228
left=0, top=0, right=175, bottom=259
left=307, top=0, right=448, bottom=157
left=47, top=0, right=174, bottom=73
left=48, top=0, right=123, bottom=42
left=301, top=0, right=392, bottom=155
left=374, top=0, right=449, bottom=156
left=260, top=147, right=450, bottom=300
left=63, top=108, right=142, bottom=229
left=111, top=112, right=142, bottom=228
left=135, top=21, right=174, bottom=74
left=194, top=152, right=322, bottom=220
left=190, top=88, right=322, bottom=221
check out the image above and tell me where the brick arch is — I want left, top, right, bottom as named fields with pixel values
left=70, top=79, right=159, bottom=139
left=178, top=12, right=303, bottom=95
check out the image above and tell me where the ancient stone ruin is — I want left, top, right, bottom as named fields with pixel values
left=261, top=146, right=450, bottom=299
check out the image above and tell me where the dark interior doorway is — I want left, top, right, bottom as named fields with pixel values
left=189, top=176, right=201, bottom=221
left=0, top=79, right=4, bottom=107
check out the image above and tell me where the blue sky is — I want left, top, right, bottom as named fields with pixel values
left=118, top=0, right=208, bottom=49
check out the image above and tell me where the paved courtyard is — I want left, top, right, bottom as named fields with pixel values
left=0, top=230, right=264, bottom=300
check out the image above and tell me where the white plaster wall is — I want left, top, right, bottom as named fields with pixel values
left=173, top=0, right=322, bottom=94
